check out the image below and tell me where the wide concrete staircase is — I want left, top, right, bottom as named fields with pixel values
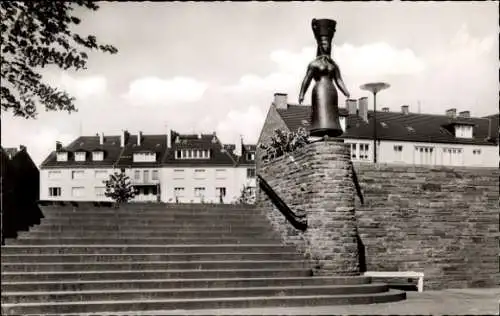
left=1, top=203, right=405, bottom=314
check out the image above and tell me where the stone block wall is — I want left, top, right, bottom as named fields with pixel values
left=257, top=144, right=499, bottom=289
left=353, top=163, right=499, bottom=290
left=257, top=140, right=360, bottom=276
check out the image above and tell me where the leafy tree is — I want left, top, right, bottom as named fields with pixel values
left=235, top=185, right=256, bottom=205
left=258, top=127, right=310, bottom=162
left=1, top=1, right=118, bottom=118
left=103, top=169, right=137, bottom=207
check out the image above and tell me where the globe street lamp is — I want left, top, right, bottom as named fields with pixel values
left=360, top=82, right=390, bottom=164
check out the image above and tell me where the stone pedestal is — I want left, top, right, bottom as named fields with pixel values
left=303, top=139, right=360, bottom=276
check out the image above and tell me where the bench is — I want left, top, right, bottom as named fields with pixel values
left=363, top=271, right=425, bottom=292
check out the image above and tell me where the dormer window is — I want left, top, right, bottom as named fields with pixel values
left=92, top=151, right=104, bottom=161
left=246, top=152, right=255, bottom=161
left=176, top=149, right=210, bottom=159
left=133, top=152, right=156, bottom=162
left=56, top=152, right=68, bottom=162
left=455, top=125, right=473, bottom=138
left=75, top=151, right=86, bottom=162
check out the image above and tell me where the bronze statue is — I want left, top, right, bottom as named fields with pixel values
left=299, top=19, right=351, bottom=137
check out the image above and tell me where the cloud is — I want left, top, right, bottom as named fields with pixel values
left=46, top=73, right=107, bottom=99
left=215, top=106, right=266, bottom=145
left=122, top=76, right=208, bottom=106
left=222, top=42, right=426, bottom=101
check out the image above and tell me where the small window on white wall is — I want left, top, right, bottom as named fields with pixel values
left=72, top=187, right=85, bottom=197
left=56, top=152, right=68, bottom=162
left=472, top=149, right=481, bottom=155
left=350, top=143, right=357, bottom=159
left=72, top=170, right=85, bottom=179
left=48, top=170, right=62, bottom=179
left=95, top=170, right=108, bottom=179
left=95, top=186, right=106, bottom=197
left=393, top=145, right=403, bottom=161
left=152, top=170, right=159, bottom=180
left=92, top=151, right=104, bottom=161
left=49, top=187, right=61, bottom=197
left=359, top=144, right=370, bottom=160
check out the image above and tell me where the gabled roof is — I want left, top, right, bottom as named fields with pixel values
left=161, top=132, right=238, bottom=167
left=276, top=105, right=498, bottom=146
left=115, top=134, right=167, bottom=168
left=40, top=136, right=122, bottom=169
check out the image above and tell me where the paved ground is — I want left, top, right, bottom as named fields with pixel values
left=86, top=288, right=500, bottom=315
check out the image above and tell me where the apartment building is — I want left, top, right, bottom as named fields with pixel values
left=259, top=93, right=499, bottom=167
left=39, top=130, right=256, bottom=203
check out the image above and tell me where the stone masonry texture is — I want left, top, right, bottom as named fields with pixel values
left=257, top=140, right=360, bottom=276
left=257, top=140, right=499, bottom=289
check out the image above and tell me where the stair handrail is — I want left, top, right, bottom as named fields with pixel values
left=257, top=173, right=307, bottom=231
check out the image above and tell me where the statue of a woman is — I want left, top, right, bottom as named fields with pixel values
left=298, top=19, right=351, bottom=138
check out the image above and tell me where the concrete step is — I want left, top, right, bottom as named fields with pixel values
left=1, top=276, right=371, bottom=292
left=29, top=225, right=272, bottom=233
left=1, top=290, right=406, bottom=314
left=0, top=244, right=296, bottom=255
left=1, top=283, right=388, bottom=304
left=6, top=238, right=280, bottom=245
left=1, top=260, right=308, bottom=273
left=39, top=218, right=271, bottom=225
left=1, top=268, right=313, bottom=282
left=40, top=212, right=266, bottom=219
left=17, top=231, right=280, bottom=239
left=1, top=253, right=301, bottom=264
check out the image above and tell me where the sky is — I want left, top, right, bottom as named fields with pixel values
left=2, top=2, right=498, bottom=167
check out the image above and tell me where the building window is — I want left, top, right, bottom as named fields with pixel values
left=134, top=170, right=140, bottom=180
left=92, top=151, right=104, bottom=161
left=174, top=187, right=185, bottom=197
left=75, top=152, right=86, bottom=162
left=415, top=146, right=435, bottom=165
left=95, top=186, right=106, bottom=197
left=95, top=170, right=108, bottom=179
left=152, top=170, right=159, bottom=180
left=442, top=147, right=463, bottom=166
left=215, top=169, right=227, bottom=179
left=49, top=187, right=61, bottom=197
left=173, top=169, right=184, bottom=180
left=48, top=170, right=62, bottom=179
left=393, top=145, right=403, bottom=161
left=194, top=187, right=206, bottom=197
left=473, top=149, right=481, bottom=155
left=455, top=125, right=473, bottom=138
left=359, top=144, right=370, bottom=160
left=56, top=152, right=68, bottom=162
left=143, top=170, right=149, bottom=181
left=246, top=153, right=255, bottom=161
left=194, top=169, right=206, bottom=179
left=133, top=152, right=156, bottom=162
left=350, top=143, right=357, bottom=159
left=71, top=170, right=85, bottom=179
left=216, top=187, right=226, bottom=197
left=72, top=187, right=85, bottom=197
left=247, top=168, right=256, bottom=178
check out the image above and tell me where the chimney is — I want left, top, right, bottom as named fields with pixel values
left=19, top=145, right=26, bottom=152
left=235, top=137, right=244, bottom=157
left=197, top=132, right=202, bottom=139
left=346, top=99, right=357, bottom=115
left=358, top=97, right=368, bottom=122
left=446, top=108, right=457, bottom=118
left=99, top=132, right=104, bottom=145
left=458, top=111, right=470, bottom=118
left=121, top=130, right=130, bottom=147
left=137, top=131, right=143, bottom=146
left=382, top=107, right=389, bottom=112
left=401, top=105, right=409, bottom=115
left=166, top=130, right=172, bottom=148
left=56, top=141, right=62, bottom=151
left=273, top=93, right=288, bottom=109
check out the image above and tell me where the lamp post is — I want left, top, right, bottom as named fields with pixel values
left=360, top=82, right=390, bottom=164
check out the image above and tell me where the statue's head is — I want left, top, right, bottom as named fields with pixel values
left=311, top=18, right=336, bottom=56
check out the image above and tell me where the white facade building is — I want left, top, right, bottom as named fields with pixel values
left=39, top=130, right=256, bottom=203
left=263, top=93, right=499, bottom=168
